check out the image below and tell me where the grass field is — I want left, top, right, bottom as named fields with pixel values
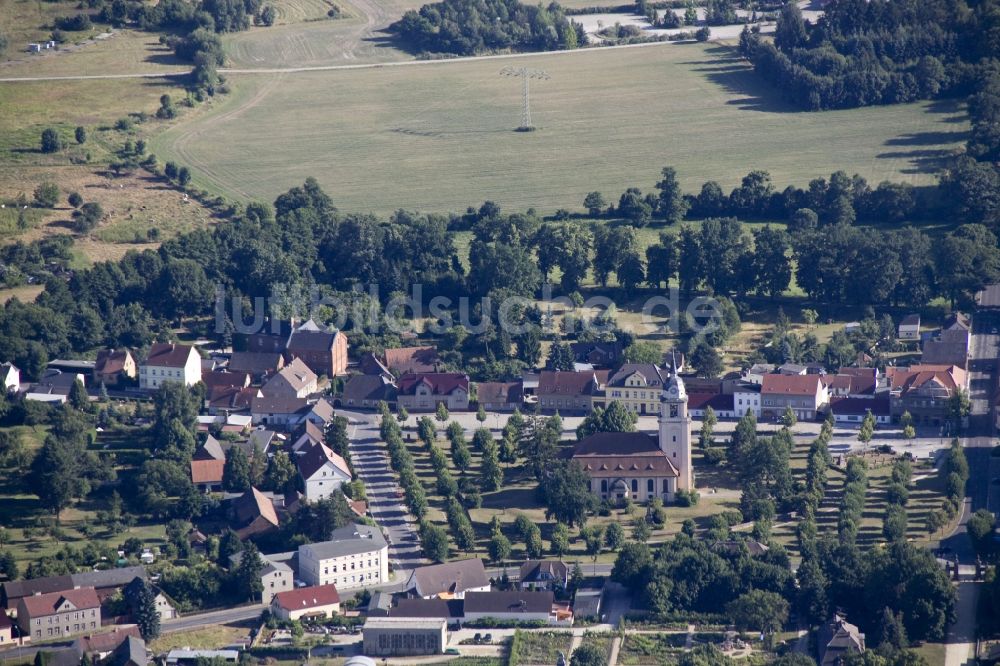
left=153, top=42, right=968, bottom=216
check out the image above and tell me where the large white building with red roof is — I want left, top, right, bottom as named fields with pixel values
left=396, top=373, right=469, bottom=411
left=760, top=374, right=829, bottom=421
left=16, top=587, right=101, bottom=640
left=270, top=583, right=341, bottom=621
left=298, top=441, right=352, bottom=500
left=139, top=343, right=201, bottom=389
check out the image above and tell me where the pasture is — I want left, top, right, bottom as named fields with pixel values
left=152, top=42, right=969, bottom=216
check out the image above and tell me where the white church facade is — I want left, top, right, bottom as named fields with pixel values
left=571, top=372, right=693, bottom=503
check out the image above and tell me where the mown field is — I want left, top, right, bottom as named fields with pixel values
left=152, top=42, right=968, bottom=216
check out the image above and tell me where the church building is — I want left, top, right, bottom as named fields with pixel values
left=571, top=371, right=693, bottom=503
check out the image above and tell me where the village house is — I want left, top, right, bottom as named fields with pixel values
left=298, top=524, right=389, bottom=590
left=363, top=617, right=446, bottom=657
left=886, top=364, right=968, bottom=426
left=518, top=560, right=568, bottom=591
left=270, top=584, right=341, bottom=622
left=0, top=612, right=14, bottom=644
left=124, top=578, right=176, bottom=621
left=286, top=319, right=349, bottom=378
left=291, top=419, right=325, bottom=454
left=229, top=551, right=293, bottom=604
left=93, top=349, right=136, bottom=386
left=201, top=370, right=250, bottom=392
left=536, top=370, right=608, bottom=414
left=340, top=374, right=398, bottom=410
left=760, top=374, right=829, bottom=421
left=686, top=392, right=736, bottom=419
left=205, top=385, right=256, bottom=416
left=573, top=372, right=692, bottom=503
left=2, top=567, right=148, bottom=611
left=16, top=587, right=101, bottom=640
left=297, top=441, right=352, bottom=500
left=0, top=363, right=19, bottom=393
left=190, top=436, right=226, bottom=492
left=105, top=635, right=148, bottom=666
left=829, top=397, right=891, bottom=425
left=462, top=590, right=563, bottom=625
left=898, top=314, right=920, bottom=341
left=250, top=393, right=310, bottom=427
left=404, top=558, right=491, bottom=599
left=818, top=614, right=865, bottom=666
left=71, top=626, right=143, bottom=663
left=605, top=363, right=671, bottom=416
left=139, top=343, right=202, bottom=389
left=230, top=487, right=280, bottom=539
left=261, top=358, right=318, bottom=399
left=475, top=381, right=523, bottom=412
left=569, top=341, right=624, bottom=368
left=383, top=346, right=440, bottom=375
left=304, top=398, right=335, bottom=426
left=227, top=352, right=285, bottom=383
left=396, top=373, right=470, bottom=411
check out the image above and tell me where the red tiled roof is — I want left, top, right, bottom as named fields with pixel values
left=829, top=396, right=890, bottom=416
left=397, top=373, right=469, bottom=396
left=202, top=371, right=250, bottom=390
left=233, top=487, right=279, bottom=528
left=207, top=386, right=255, bottom=411
left=476, top=381, right=522, bottom=404
left=887, top=364, right=966, bottom=394
left=20, top=587, right=100, bottom=618
left=761, top=374, right=822, bottom=396
left=272, top=583, right=340, bottom=611
left=687, top=392, right=734, bottom=411
left=572, top=432, right=679, bottom=476
left=94, top=349, right=132, bottom=375
left=384, top=346, right=439, bottom=374
left=190, top=459, right=225, bottom=485
left=145, top=343, right=196, bottom=368
left=537, top=370, right=608, bottom=396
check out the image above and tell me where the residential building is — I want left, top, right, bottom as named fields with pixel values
left=230, top=487, right=280, bottom=539
left=742, top=363, right=775, bottom=385
left=139, top=343, right=201, bottom=389
left=270, top=584, right=341, bottom=621
left=898, top=314, right=920, bottom=341
left=0, top=612, right=13, bottom=644
left=261, top=358, right=318, bottom=399
left=829, top=397, right=891, bottom=425
left=205, top=385, right=255, bottom=415
left=229, top=550, right=295, bottom=604
left=227, top=352, right=285, bottom=383
left=687, top=392, right=736, bottom=419
left=250, top=393, right=310, bottom=427
left=569, top=341, right=624, bottom=368
left=165, top=649, right=239, bottom=665
left=824, top=368, right=878, bottom=399
left=572, top=371, right=692, bottom=503
left=384, top=346, right=440, bottom=375
left=359, top=352, right=394, bottom=378
left=286, top=319, right=349, bottom=378
left=298, top=441, right=352, bottom=500
left=389, top=598, right=464, bottom=620
left=93, top=349, right=136, bottom=386
left=405, top=558, right=490, bottom=599
left=0, top=363, right=19, bottom=393
left=760, top=374, right=829, bottom=421
left=201, top=370, right=250, bottom=392
left=462, top=590, right=559, bottom=624
left=291, top=419, right=325, bottom=454
left=536, top=370, right=608, bottom=414
left=573, top=584, right=603, bottom=621
left=71, top=626, right=142, bottom=662
left=363, top=617, right=446, bottom=656
left=3, top=566, right=147, bottom=610
left=298, top=524, right=389, bottom=590
left=518, top=560, right=568, bottom=591
left=818, top=614, right=865, bottom=666
left=304, top=399, right=334, bottom=426
left=605, top=363, right=671, bottom=415
left=190, top=436, right=225, bottom=492
left=339, top=374, right=397, bottom=410
left=475, top=381, right=523, bottom=412
left=16, top=587, right=101, bottom=640
left=397, top=373, right=470, bottom=411
left=886, top=364, right=968, bottom=426
left=123, top=578, right=176, bottom=622
left=732, top=381, right=761, bottom=418
left=106, top=635, right=148, bottom=666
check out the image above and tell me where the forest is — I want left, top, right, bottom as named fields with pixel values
left=389, top=0, right=584, bottom=55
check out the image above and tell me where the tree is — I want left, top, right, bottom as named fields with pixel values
left=489, top=531, right=512, bottom=563
left=690, top=340, right=722, bottom=378
left=730, top=410, right=757, bottom=461
left=33, top=182, right=60, bottom=208
left=948, top=389, right=971, bottom=432
left=68, top=192, right=83, bottom=208
left=264, top=450, right=296, bottom=492
left=551, top=522, right=570, bottom=557
left=397, top=406, right=409, bottom=423
left=725, top=590, right=789, bottom=635
left=75, top=126, right=87, bottom=144
left=223, top=447, right=252, bottom=492
left=801, top=308, right=818, bottom=328
left=68, top=378, right=89, bottom=411
left=581, top=525, right=604, bottom=560
left=177, top=167, right=191, bottom=187
left=699, top=406, right=716, bottom=449
left=605, top=521, right=625, bottom=551
left=538, top=461, right=598, bottom=527
left=571, top=643, right=605, bottom=666
left=876, top=607, right=909, bottom=652
left=420, top=521, right=449, bottom=562
left=235, top=542, right=264, bottom=601
left=477, top=404, right=487, bottom=423
left=436, top=402, right=449, bottom=424
left=547, top=341, right=575, bottom=371
left=903, top=424, right=916, bottom=442
left=72, top=202, right=103, bottom=233
left=967, top=509, right=996, bottom=555
left=773, top=0, right=806, bottom=49
left=481, top=439, right=503, bottom=491
left=259, top=4, right=277, bottom=24
left=584, top=191, right=606, bottom=217
left=781, top=405, right=797, bottom=428
left=41, top=128, right=62, bottom=153
left=617, top=188, right=653, bottom=226
left=127, top=578, right=162, bottom=640
left=656, top=167, right=689, bottom=223
left=858, top=411, right=875, bottom=449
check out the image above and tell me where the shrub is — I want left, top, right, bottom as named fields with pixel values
left=33, top=182, right=60, bottom=208
left=67, top=192, right=83, bottom=208
left=675, top=489, right=699, bottom=507
left=40, top=128, right=62, bottom=153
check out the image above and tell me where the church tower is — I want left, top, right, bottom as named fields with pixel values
left=659, top=371, right=693, bottom=491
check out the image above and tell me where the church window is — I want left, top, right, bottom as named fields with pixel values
left=672, top=435, right=676, bottom=442
left=663, top=479, right=669, bottom=493
left=601, top=480, right=608, bottom=492
left=631, top=479, right=638, bottom=492
left=670, top=404, right=678, bottom=417
left=647, top=479, right=654, bottom=493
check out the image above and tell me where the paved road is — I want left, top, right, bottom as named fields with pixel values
left=340, top=409, right=425, bottom=576
left=161, top=603, right=265, bottom=633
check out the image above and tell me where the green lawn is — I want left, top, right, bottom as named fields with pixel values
left=514, top=631, right=575, bottom=665
left=151, top=42, right=967, bottom=216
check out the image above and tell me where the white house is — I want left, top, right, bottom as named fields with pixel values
left=733, top=382, right=761, bottom=418
left=898, top=314, right=920, bottom=341
left=462, top=591, right=558, bottom=624
left=298, top=524, right=389, bottom=590
left=297, top=441, right=352, bottom=500
left=0, top=363, right=19, bottom=393
left=139, top=343, right=202, bottom=389
left=271, top=584, right=341, bottom=622
left=404, top=558, right=491, bottom=599
left=261, top=358, right=317, bottom=399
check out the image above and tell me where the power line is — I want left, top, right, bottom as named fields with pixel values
left=499, top=66, right=550, bottom=131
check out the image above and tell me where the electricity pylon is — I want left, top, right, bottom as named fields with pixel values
left=500, top=66, right=550, bottom=131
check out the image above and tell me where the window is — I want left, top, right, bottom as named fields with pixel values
left=663, top=479, right=669, bottom=493
left=631, top=479, right=638, bottom=492
left=647, top=479, right=654, bottom=493
left=600, top=479, right=608, bottom=492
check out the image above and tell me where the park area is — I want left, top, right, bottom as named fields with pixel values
left=151, top=42, right=968, bottom=216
